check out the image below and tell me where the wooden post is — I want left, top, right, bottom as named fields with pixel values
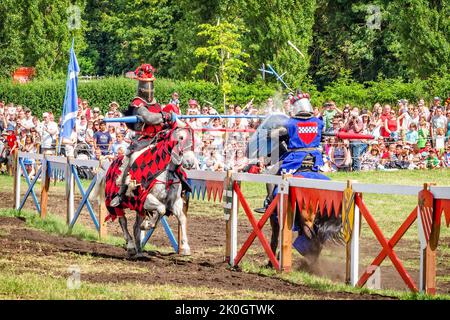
left=342, top=180, right=355, bottom=284
left=13, top=149, right=21, bottom=210
left=419, top=183, right=438, bottom=295
left=279, top=175, right=292, bottom=272
left=350, top=198, right=360, bottom=286
left=178, top=192, right=189, bottom=254
left=39, top=156, right=50, bottom=219
left=99, top=200, right=108, bottom=239
left=229, top=180, right=239, bottom=267
left=66, top=158, right=75, bottom=226
left=224, top=170, right=233, bottom=263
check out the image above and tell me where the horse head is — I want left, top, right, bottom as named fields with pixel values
left=170, top=127, right=198, bottom=170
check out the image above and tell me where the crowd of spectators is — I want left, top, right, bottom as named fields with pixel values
left=1, top=93, right=449, bottom=179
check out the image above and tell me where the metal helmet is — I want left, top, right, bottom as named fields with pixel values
left=137, top=79, right=155, bottom=104
left=291, top=93, right=313, bottom=118
left=134, top=64, right=156, bottom=104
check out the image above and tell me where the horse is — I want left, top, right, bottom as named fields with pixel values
left=248, top=113, right=344, bottom=265
left=90, top=126, right=198, bottom=258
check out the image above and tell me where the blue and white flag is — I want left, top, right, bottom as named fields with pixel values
left=60, top=39, right=80, bottom=142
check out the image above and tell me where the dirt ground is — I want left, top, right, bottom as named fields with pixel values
left=2, top=189, right=449, bottom=297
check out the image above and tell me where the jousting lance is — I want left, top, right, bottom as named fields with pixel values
left=103, top=116, right=374, bottom=140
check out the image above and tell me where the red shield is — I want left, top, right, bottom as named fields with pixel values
left=297, top=122, right=318, bottom=145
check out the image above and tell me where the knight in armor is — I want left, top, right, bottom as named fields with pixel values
left=254, top=92, right=339, bottom=261
left=255, top=92, right=325, bottom=213
left=110, top=64, right=190, bottom=211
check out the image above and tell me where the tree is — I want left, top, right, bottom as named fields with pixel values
left=233, top=0, right=317, bottom=88
left=386, top=0, right=449, bottom=79
left=83, top=0, right=180, bottom=76
left=0, top=0, right=86, bottom=78
left=193, top=20, right=249, bottom=108
left=0, top=0, right=24, bottom=77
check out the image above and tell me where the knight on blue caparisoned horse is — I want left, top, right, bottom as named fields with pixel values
left=251, top=91, right=344, bottom=265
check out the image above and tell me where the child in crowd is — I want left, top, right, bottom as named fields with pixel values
left=405, top=123, right=418, bottom=145
left=417, top=121, right=429, bottom=149
left=434, top=128, right=446, bottom=153
left=360, top=146, right=381, bottom=171
left=426, top=149, right=440, bottom=169
left=443, top=145, right=450, bottom=168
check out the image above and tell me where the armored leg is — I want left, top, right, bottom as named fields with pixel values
left=254, top=183, right=275, bottom=213
left=110, top=155, right=131, bottom=207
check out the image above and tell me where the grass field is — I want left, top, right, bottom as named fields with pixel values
left=0, top=169, right=449, bottom=300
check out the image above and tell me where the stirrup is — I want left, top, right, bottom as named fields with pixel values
left=254, top=198, right=270, bottom=213
left=254, top=207, right=267, bottom=214
left=110, top=196, right=122, bottom=207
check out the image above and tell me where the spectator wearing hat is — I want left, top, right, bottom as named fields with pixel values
left=433, top=97, right=442, bottom=109
left=6, top=125, right=17, bottom=152
left=108, top=101, right=122, bottom=117
left=188, top=99, right=200, bottom=114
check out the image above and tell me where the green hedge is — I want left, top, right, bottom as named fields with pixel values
left=0, top=74, right=448, bottom=119
left=0, top=77, right=279, bottom=117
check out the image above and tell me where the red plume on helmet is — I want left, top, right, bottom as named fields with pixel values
left=134, top=64, right=155, bottom=80
left=290, top=92, right=310, bottom=104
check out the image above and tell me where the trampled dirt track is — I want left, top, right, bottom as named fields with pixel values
left=1, top=189, right=449, bottom=298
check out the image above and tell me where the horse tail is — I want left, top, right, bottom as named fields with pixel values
left=315, top=208, right=345, bottom=246
left=89, top=168, right=106, bottom=204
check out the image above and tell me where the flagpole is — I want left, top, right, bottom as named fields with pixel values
left=57, top=38, right=76, bottom=155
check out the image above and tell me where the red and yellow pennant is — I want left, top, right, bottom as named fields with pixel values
left=289, top=187, right=343, bottom=218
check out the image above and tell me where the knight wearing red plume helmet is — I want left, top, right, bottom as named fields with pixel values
left=110, top=64, right=189, bottom=208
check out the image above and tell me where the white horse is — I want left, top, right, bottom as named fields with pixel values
left=90, top=127, right=198, bottom=258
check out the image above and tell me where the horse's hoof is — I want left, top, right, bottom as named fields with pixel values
left=180, top=247, right=191, bottom=256
left=133, top=252, right=144, bottom=259
left=126, top=242, right=137, bottom=256
left=127, top=248, right=137, bottom=257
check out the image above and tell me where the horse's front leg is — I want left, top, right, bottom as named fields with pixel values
left=118, top=215, right=136, bottom=256
left=172, top=193, right=191, bottom=256
left=133, top=212, right=145, bottom=257
left=142, top=191, right=166, bottom=230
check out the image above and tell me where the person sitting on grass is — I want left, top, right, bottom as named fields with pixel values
left=426, top=149, right=440, bottom=169
left=443, top=144, right=450, bottom=168
left=360, top=146, right=381, bottom=171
